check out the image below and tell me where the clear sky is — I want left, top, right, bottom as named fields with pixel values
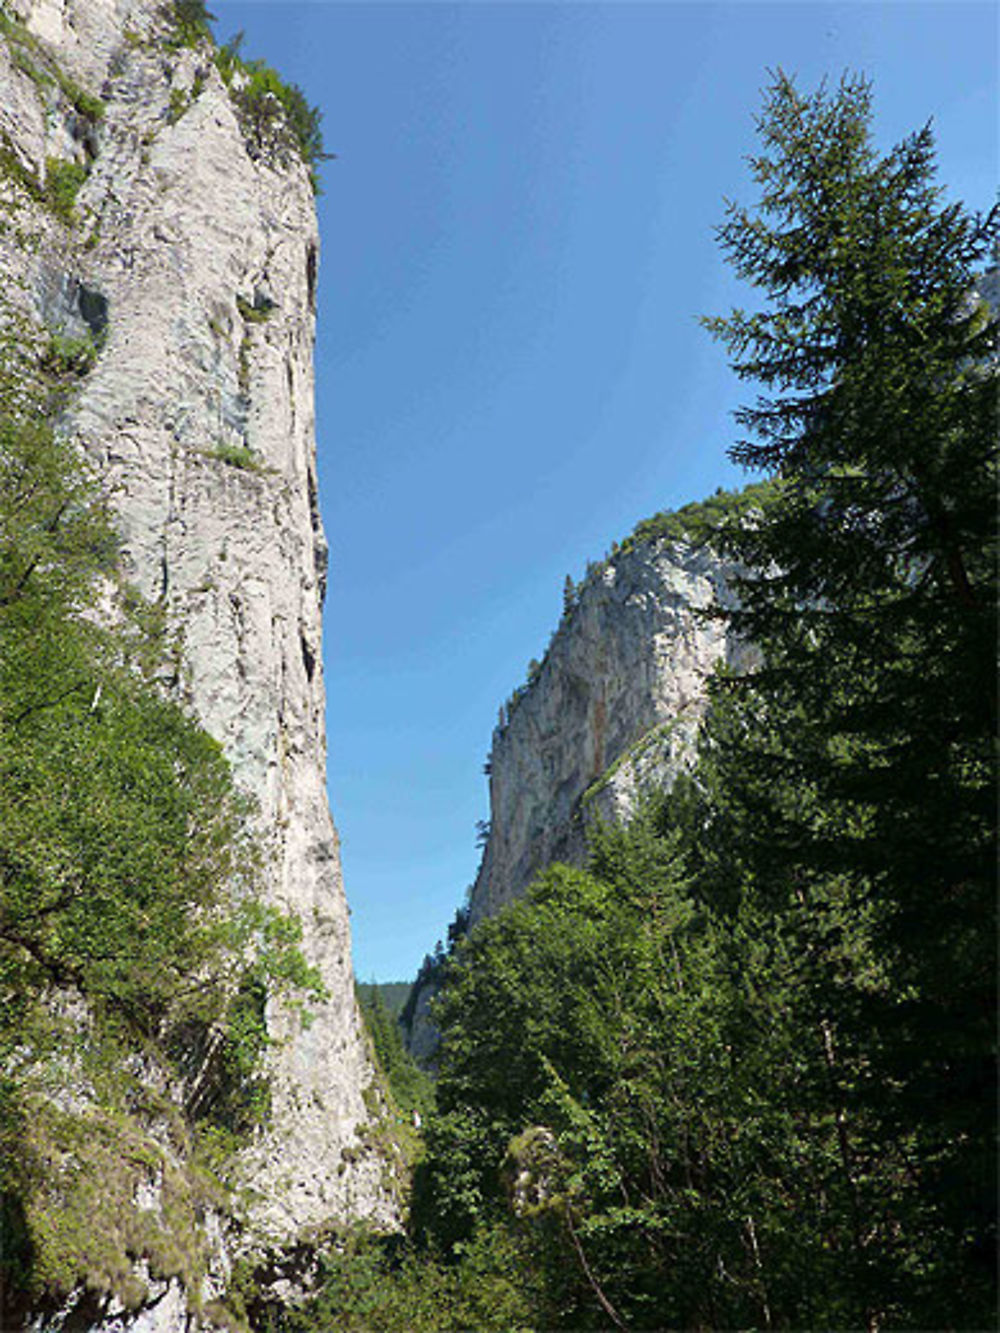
left=213, top=0, right=997, bottom=981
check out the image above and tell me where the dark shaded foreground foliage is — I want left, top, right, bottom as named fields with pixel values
left=264, top=1226, right=547, bottom=1333
left=697, top=70, right=997, bottom=1325
left=285, top=72, right=995, bottom=1331
left=291, top=793, right=991, bottom=1330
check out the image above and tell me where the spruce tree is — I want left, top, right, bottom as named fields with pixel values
left=703, top=72, right=998, bottom=1323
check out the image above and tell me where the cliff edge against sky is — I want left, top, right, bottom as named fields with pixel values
left=0, top=1, right=395, bottom=1325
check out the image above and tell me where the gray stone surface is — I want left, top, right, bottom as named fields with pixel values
left=2, top=1, right=395, bottom=1323
left=405, top=972, right=442, bottom=1068
left=406, top=536, right=747, bottom=1063
left=470, top=538, right=748, bottom=923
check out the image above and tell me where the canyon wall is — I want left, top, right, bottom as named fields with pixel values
left=406, top=519, right=751, bottom=1061
left=470, top=533, right=750, bottom=924
left=1, top=0, right=394, bottom=1323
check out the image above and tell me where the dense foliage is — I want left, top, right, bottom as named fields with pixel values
left=356, top=979, right=413, bottom=1020
left=616, top=478, right=774, bottom=557
left=412, top=807, right=899, bottom=1328
left=291, top=73, right=996, bottom=1330
left=699, top=71, right=997, bottom=1322
left=273, top=1225, right=546, bottom=1333
left=165, top=0, right=215, bottom=48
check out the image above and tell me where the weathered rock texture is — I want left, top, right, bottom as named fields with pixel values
left=470, top=537, right=749, bottom=924
left=1, top=0, right=393, bottom=1319
left=405, top=531, right=748, bottom=1061
left=402, top=530, right=746, bottom=1061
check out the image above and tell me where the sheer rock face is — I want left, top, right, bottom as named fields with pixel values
left=469, top=539, right=748, bottom=924
left=407, top=538, right=744, bottom=1060
left=2, top=0, right=393, bottom=1283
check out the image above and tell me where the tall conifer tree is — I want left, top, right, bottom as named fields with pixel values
left=703, top=72, right=997, bottom=1322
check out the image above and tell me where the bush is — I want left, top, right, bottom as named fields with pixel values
left=207, top=442, right=263, bottom=471
left=216, top=32, right=331, bottom=193
left=275, top=1225, right=546, bottom=1333
left=44, top=157, right=88, bottom=223
left=164, top=0, right=216, bottom=47
left=41, top=331, right=98, bottom=379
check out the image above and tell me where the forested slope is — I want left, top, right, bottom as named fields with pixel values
left=293, top=73, right=997, bottom=1332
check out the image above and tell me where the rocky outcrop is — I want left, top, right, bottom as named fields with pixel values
left=404, top=524, right=750, bottom=1062
left=470, top=534, right=750, bottom=923
left=1, top=0, right=394, bottom=1321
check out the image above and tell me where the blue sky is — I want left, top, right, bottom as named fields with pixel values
left=214, top=0, right=997, bottom=981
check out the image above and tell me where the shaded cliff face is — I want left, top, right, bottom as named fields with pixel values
left=470, top=538, right=749, bottom=924
left=1, top=0, right=392, bottom=1259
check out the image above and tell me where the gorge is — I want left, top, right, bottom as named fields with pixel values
left=1, top=4, right=995, bottom=1330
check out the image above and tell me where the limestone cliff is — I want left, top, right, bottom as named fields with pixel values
left=405, top=508, right=753, bottom=1060
left=469, top=498, right=768, bottom=927
left=1, top=0, right=394, bottom=1320
left=469, top=529, right=750, bottom=924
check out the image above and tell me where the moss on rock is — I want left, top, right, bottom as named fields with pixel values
left=12, top=1099, right=225, bottom=1314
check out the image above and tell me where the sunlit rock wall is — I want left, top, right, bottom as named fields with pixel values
left=0, top=0, right=395, bottom=1310
left=469, top=538, right=749, bottom=924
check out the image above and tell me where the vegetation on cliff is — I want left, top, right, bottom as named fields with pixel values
left=0, top=312, right=322, bottom=1315
left=496, top=481, right=768, bottom=736
left=357, top=983, right=434, bottom=1123
left=163, top=1, right=331, bottom=192
left=0, top=17, right=993, bottom=1322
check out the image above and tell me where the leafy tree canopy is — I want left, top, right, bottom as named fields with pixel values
left=387, top=73, right=998, bottom=1333
left=696, top=69, right=998, bottom=1322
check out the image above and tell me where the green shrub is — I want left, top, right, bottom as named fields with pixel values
left=70, top=86, right=105, bottom=123
left=164, top=0, right=216, bottom=48
left=1, top=9, right=104, bottom=122
left=0, top=135, right=44, bottom=211
left=236, top=294, right=273, bottom=324
left=44, top=157, right=88, bottom=222
left=622, top=477, right=777, bottom=554
left=11, top=44, right=53, bottom=93
left=0, top=150, right=90, bottom=225
left=41, top=331, right=98, bottom=378
left=6, top=1102, right=219, bottom=1311
left=168, top=87, right=189, bottom=122
left=272, top=1225, right=546, bottom=1333
left=215, top=32, right=330, bottom=192
left=207, top=442, right=262, bottom=471
left=167, top=73, right=206, bottom=124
